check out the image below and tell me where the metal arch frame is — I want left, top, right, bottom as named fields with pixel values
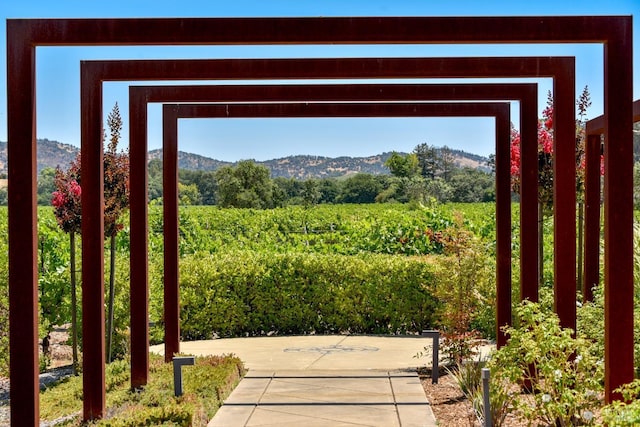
left=6, top=17, right=633, bottom=423
left=83, top=55, right=571, bottom=418
left=40, top=53, right=573, bottom=421
left=129, top=82, right=537, bottom=373
left=581, top=99, right=640, bottom=301
left=91, top=56, right=571, bottom=408
left=158, top=97, right=517, bottom=356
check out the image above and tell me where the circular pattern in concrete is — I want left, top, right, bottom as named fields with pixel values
left=283, top=344, right=379, bottom=354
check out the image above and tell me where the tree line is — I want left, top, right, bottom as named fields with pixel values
left=154, top=142, right=493, bottom=207
left=26, top=143, right=494, bottom=209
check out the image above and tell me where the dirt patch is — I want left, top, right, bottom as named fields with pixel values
left=419, top=368, right=480, bottom=426
left=46, top=327, right=74, bottom=368
left=418, top=368, right=529, bottom=427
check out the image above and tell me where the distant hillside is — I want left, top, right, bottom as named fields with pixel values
left=148, top=150, right=489, bottom=178
left=0, top=138, right=79, bottom=175
left=0, top=139, right=491, bottom=179
left=148, top=149, right=231, bottom=171
left=262, top=153, right=396, bottom=179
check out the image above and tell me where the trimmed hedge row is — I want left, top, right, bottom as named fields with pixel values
left=152, top=250, right=440, bottom=340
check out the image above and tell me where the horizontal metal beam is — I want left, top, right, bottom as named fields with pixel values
left=586, top=99, right=640, bottom=135
left=9, top=16, right=627, bottom=45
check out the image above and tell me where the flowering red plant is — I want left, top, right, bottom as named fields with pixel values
left=52, top=157, right=82, bottom=234
left=103, top=147, right=130, bottom=237
left=509, top=87, right=601, bottom=209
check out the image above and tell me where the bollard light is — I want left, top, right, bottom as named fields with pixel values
left=173, top=356, right=195, bottom=397
left=482, top=367, right=491, bottom=427
left=421, top=330, right=440, bottom=384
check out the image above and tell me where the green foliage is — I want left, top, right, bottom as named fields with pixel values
left=578, top=223, right=640, bottom=373
left=448, top=360, right=484, bottom=398
left=437, top=146, right=456, bottom=181
left=148, top=155, right=493, bottom=207
left=0, top=202, right=499, bottom=375
left=385, top=151, right=419, bottom=178
left=0, top=208, right=7, bottom=375
left=424, top=177, right=453, bottom=202
left=105, top=254, right=132, bottom=360
left=178, top=182, right=202, bottom=205
left=179, top=169, right=217, bottom=205
left=489, top=301, right=603, bottom=427
left=447, top=359, right=513, bottom=427
left=38, top=353, right=244, bottom=426
left=37, top=167, right=57, bottom=205
left=95, top=405, right=194, bottom=427
left=449, top=168, right=495, bottom=202
left=432, top=213, right=496, bottom=349
left=38, top=213, right=73, bottom=328
left=338, top=173, right=384, bottom=203
left=602, top=380, right=640, bottom=426
left=413, top=143, right=439, bottom=179
left=418, top=212, right=497, bottom=366
left=215, top=160, right=273, bottom=208
left=165, top=250, right=440, bottom=339
left=145, top=203, right=462, bottom=258
left=147, top=159, right=164, bottom=202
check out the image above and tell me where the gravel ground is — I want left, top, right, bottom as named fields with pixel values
left=0, top=366, right=74, bottom=427
left=0, top=376, right=8, bottom=427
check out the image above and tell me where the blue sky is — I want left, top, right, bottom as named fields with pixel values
left=1, top=0, right=638, bottom=161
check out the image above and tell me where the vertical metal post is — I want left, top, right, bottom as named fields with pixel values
left=482, top=368, right=491, bottom=427
left=553, top=67, right=577, bottom=332
left=128, top=87, right=150, bottom=387
left=520, top=91, right=540, bottom=304
left=495, top=109, right=512, bottom=348
left=603, top=24, right=634, bottom=403
left=422, top=330, right=440, bottom=384
left=163, top=104, right=181, bottom=362
left=80, top=67, right=106, bottom=420
left=583, top=134, right=601, bottom=302
left=7, top=21, right=40, bottom=426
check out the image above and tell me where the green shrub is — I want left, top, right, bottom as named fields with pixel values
left=161, top=250, right=440, bottom=339
left=0, top=252, right=7, bottom=376
left=447, top=358, right=513, bottom=427
left=429, top=212, right=495, bottom=363
left=602, top=379, right=640, bottom=426
left=39, top=353, right=244, bottom=426
left=96, top=404, right=194, bottom=427
left=578, top=287, right=640, bottom=375
left=0, top=208, right=8, bottom=376
left=489, top=301, right=603, bottom=426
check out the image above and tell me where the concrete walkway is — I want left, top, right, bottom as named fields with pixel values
left=208, top=370, right=432, bottom=427
left=151, top=335, right=493, bottom=426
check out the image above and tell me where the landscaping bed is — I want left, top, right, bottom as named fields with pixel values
left=1, top=353, right=244, bottom=427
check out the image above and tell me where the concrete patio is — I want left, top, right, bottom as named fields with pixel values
left=151, top=335, right=496, bottom=426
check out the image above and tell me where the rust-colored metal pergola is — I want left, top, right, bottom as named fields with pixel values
left=90, top=55, right=571, bottom=406
left=7, top=17, right=633, bottom=424
left=159, top=99, right=512, bottom=351
left=129, top=82, right=537, bottom=370
left=581, top=99, right=640, bottom=301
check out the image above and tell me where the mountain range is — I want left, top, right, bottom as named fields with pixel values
left=0, top=138, right=490, bottom=179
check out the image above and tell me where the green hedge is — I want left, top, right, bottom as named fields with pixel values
left=154, top=250, right=440, bottom=339
left=0, top=209, right=7, bottom=376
